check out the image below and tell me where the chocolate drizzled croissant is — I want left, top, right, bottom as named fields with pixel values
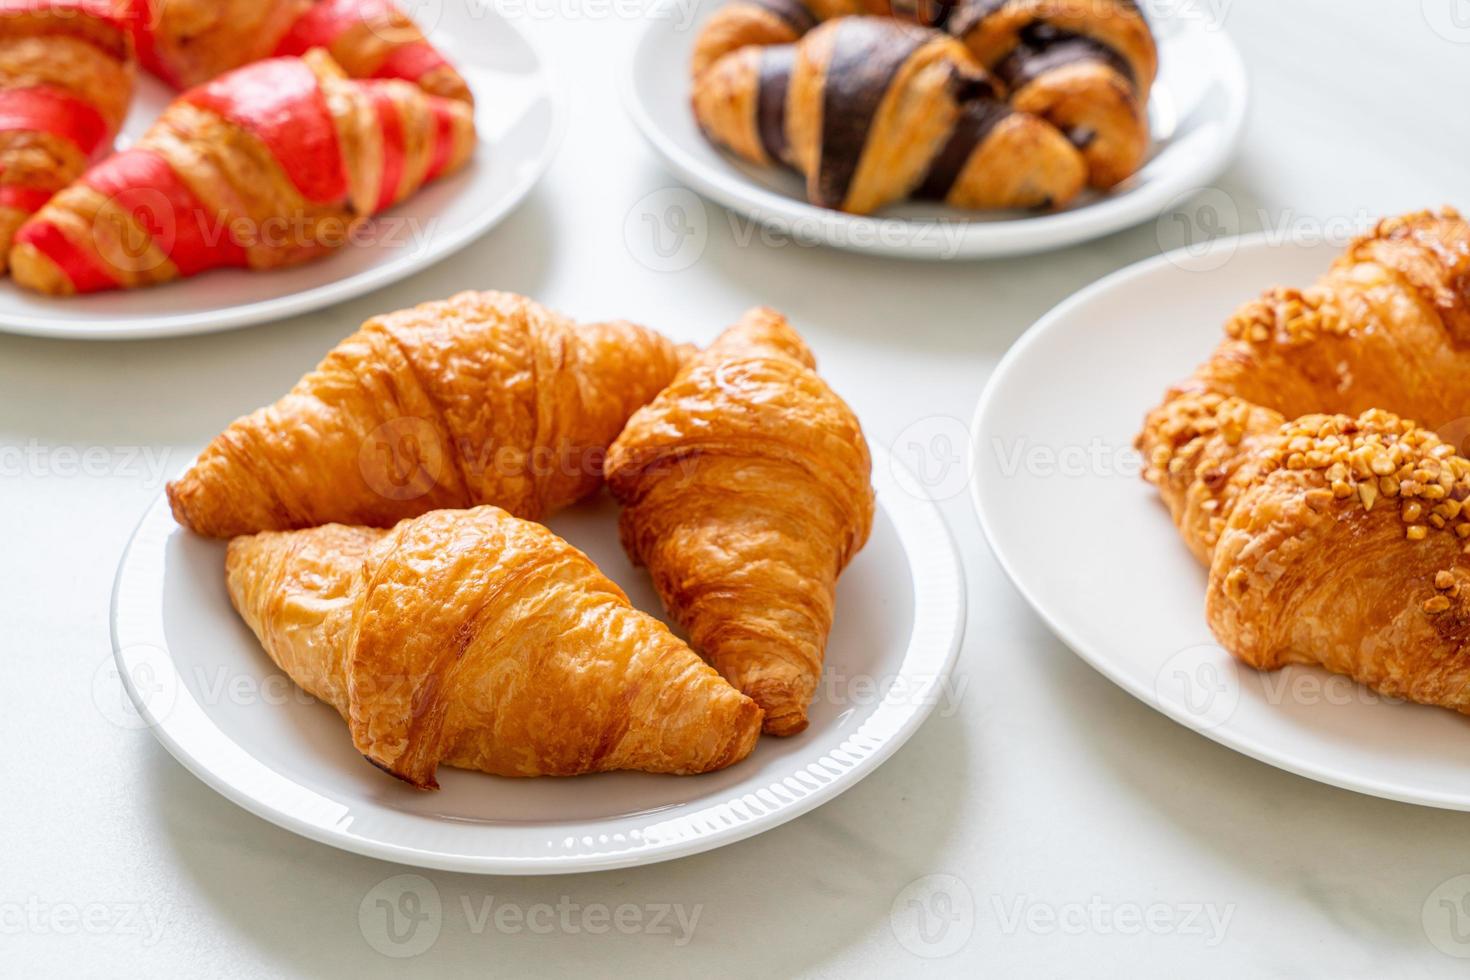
left=692, top=0, right=1155, bottom=209
left=694, top=16, right=1086, bottom=214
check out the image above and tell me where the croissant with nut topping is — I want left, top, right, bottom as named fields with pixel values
left=10, top=49, right=474, bottom=294
left=227, top=506, right=763, bottom=786
left=1138, top=208, right=1470, bottom=716
left=168, top=291, right=685, bottom=538
left=1139, top=208, right=1470, bottom=561
left=605, top=308, right=874, bottom=735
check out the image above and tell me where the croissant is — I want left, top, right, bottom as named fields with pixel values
left=123, top=0, right=471, bottom=101
left=1137, top=209, right=1470, bottom=717
left=0, top=1, right=134, bottom=271
left=227, top=506, right=764, bottom=786
left=605, top=308, right=875, bottom=735
left=694, top=16, right=1086, bottom=214
left=1139, top=208, right=1470, bottom=561
left=168, top=291, right=685, bottom=539
left=9, top=49, right=474, bottom=294
left=692, top=0, right=1155, bottom=211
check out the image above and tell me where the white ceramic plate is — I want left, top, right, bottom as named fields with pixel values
left=110, top=447, right=964, bottom=873
left=624, top=1, right=1247, bottom=259
left=972, top=235, right=1470, bottom=811
left=0, top=0, right=560, bottom=340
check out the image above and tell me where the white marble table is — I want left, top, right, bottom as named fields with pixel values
left=6, top=2, right=1470, bottom=975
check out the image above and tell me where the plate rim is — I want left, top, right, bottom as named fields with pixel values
left=969, top=233, right=1470, bottom=812
left=0, top=1, right=566, bottom=342
left=622, top=3, right=1250, bottom=259
left=111, top=445, right=968, bottom=873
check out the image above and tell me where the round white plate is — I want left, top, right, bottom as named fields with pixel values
left=972, top=235, right=1470, bottom=811
left=110, top=447, right=964, bottom=873
left=624, top=1, right=1247, bottom=259
left=0, top=0, right=561, bottom=340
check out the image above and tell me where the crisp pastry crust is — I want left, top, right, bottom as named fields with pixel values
left=695, top=16, right=1085, bottom=214
left=605, top=308, right=875, bottom=736
left=0, top=2, right=135, bottom=270
left=1138, top=208, right=1470, bottom=716
left=226, top=505, right=764, bottom=787
left=167, top=290, right=685, bottom=538
left=690, top=0, right=1152, bottom=212
left=124, top=0, right=472, bottom=101
left=9, top=49, right=474, bottom=294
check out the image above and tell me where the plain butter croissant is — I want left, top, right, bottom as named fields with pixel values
left=227, top=505, right=763, bottom=786
left=605, top=308, right=874, bottom=736
left=169, top=291, right=685, bottom=538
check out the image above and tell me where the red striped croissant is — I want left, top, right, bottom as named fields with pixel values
left=0, top=0, right=133, bottom=271
left=9, top=49, right=474, bottom=295
left=120, top=0, right=470, bottom=101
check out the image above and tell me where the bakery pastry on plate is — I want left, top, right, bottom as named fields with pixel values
left=1139, top=208, right=1470, bottom=716
left=169, top=291, right=685, bottom=537
left=124, top=0, right=471, bottom=101
left=691, top=0, right=1155, bottom=214
left=227, top=505, right=763, bottom=786
left=9, top=49, right=474, bottom=294
left=606, top=308, right=874, bottom=735
left=0, top=1, right=135, bottom=270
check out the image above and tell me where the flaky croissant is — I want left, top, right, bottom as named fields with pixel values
left=124, top=0, right=471, bottom=101
left=0, top=1, right=134, bottom=269
left=694, top=16, right=1085, bottom=214
left=1138, top=208, right=1470, bottom=717
left=168, top=291, right=685, bottom=538
left=227, top=505, right=764, bottom=786
left=605, top=308, right=874, bottom=736
left=10, top=49, right=474, bottom=294
left=692, top=0, right=1154, bottom=212
left=1140, top=208, right=1470, bottom=561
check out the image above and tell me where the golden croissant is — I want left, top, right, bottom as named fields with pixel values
left=1138, top=208, right=1470, bottom=715
left=227, top=506, right=764, bottom=786
left=605, top=308, right=874, bottom=735
left=169, top=291, right=685, bottom=538
left=1139, top=208, right=1470, bottom=561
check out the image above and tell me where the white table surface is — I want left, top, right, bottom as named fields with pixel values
left=5, top=1, right=1470, bottom=975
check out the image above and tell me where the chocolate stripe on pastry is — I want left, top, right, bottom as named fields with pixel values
left=994, top=21, right=1136, bottom=91
left=890, top=0, right=960, bottom=29
left=815, top=19, right=931, bottom=208
left=946, top=0, right=1012, bottom=40
left=757, top=45, right=795, bottom=164
left=747, top=0, right=818, bottom=35
left=915, top=99, right=1011, bottom=200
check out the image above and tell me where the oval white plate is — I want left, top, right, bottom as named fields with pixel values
left=111, top=447, right=964, bottom=873
left=624, top=1, right=1247, bottom=259
left=972, top=235, right=1470, bottom=811
left=0, top=0, right=561, bottom=340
